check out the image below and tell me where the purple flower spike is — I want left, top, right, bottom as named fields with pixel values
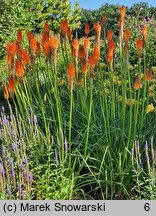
left=55, top=149, right=58, bottom=162
left=12, top=143, right=18, bottom=153
left=24, top=156, right=28, bottom=165
left=0, top=163, right=5, bottom=176
left=64, top=137, right=68, bottom=154
left=1, top=106, right=5, bottom=112
left=139, top=158, right=143, bottom=170
left=131, top=148, right=134, bottom=157
left=29, top=173, right=33, bottom=186
left=145, top=141, right=148, bottom=150
left=33, top=115, right=38, bottom=125
left=28, top=117, right=31, bottom=125
left=29, top=107, right=32, bottom=113
left=6, top=186, right=11, bottom=195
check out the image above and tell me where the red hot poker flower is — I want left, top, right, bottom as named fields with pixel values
left=124, top=28, right=130, bottom=44
left=36, top=42, right=41, bottom=55
left=107, top=30, right=113, bottom=41
left=44, top=21, right=50, bottom=33
left=146, top=68, right=152, bottom=81
left=22, top=49, right=30, bottom=67
left=120, top=6, right=126, bottom=22
left=136, top=38, right=143, bottom=57
left=30, top=37, right=37, bottom=55
left=102, top=15, right=107, bottom=28
left=93, top=45, right=100, bottom=62
left=3, top=83, right=9, bottom=100
left=17, top=29, right=22, bottom=43
left=8, top=75, right=15, bottom=97
left=15, top=59, right=24, bottom=78
left=142, top=26, right=147, bottom=42
left=85, top=23, right=90, bottom=37
left=68, top=63, right=75, bottom=81
left=43, top=41, right=50, bottom=57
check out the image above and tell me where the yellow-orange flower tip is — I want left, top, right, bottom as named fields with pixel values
left=120, top=6, right=126, bottom=19
left=142, top=26, right=147, bottom=41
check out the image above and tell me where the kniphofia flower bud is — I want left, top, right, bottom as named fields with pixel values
left=84, top=23, right=90, bottom=37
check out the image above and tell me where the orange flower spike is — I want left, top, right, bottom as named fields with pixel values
left=78, top=71, right=83, bottom=86
left=17, top=46, right=23, bottom=59
left=94, top=22, right=101, bottom=34
left=27, top=31, right=33, bottom=42
left=102, top=15, right=107, bottom=28
left=44, top=21, right=50, bottom=33
left=67, top=27, right=72, bottom=42
left=43, top=41, right=50, bottom=57
left=3, top=83, right=9, bottom=100
left=6, top=42, right=11, bottom=54
left=93, top=45, right=100, bottom=62
left=85, top=23, right=90, bottom=37
left=22, top=49, right=30, bottom=67
left=15, top=59, right=24, bottom=78
left=6, top=42, right=17, bottom=57
left=120, top=6, right=126, bottom=22
left=79, top=45, right=85, bottom=60
left=107, top=30, right=113, bottom=41
left=108, top=40, right=116, bottom=52
left=68, top=63, right=75, bottom=81
left=17, top=29, right=22, bottom=43
left=49, top=36, right=59, bottom=50
left=30, top=37, right=37, bottom=55
left=60, top=20, right=69, bottom=36
left=88, top=54, right=95, bottom=69
left=136, top=38, right=143, bottom=57
left=72, top=38, right=79, bottom=51
left=42, top=32, right=48, bottom=46
left=84, top=37, right=90, bottom=51
left=8, top=75, right=15, bottom=97
left=134, top=75, right=141, bottom=90
left=7, top=54, right=12, bottom=71
left=71, top=47, right=76, bottom=59
left=142, top=26, right=147, bottom=41
left=124, top=28, right=131, bottom=44
left=36, top=42, right=41, bottom=55
left=82, top=60, right=87, bottom=74
left=107, top=50, right=113, bottom=66
left=146, top=68, right=152, bottom=81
